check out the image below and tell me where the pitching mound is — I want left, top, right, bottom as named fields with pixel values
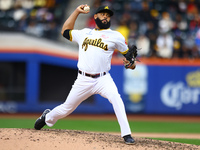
left=0, top=128, right=199, bottom=150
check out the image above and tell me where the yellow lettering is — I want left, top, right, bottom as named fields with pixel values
left=82, top=37, right=108, bottom=51
left=99, top=43, right=104, bottom=48
left=103, top=45, right=108, bottom=51
left=82, top=37, right=89, bottom=51
left=97, top=38, right=102, bottom=46
left=92, top=39, right=97, bottom=46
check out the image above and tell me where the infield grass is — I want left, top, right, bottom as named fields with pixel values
left=0, top=118, right=200, bottom=145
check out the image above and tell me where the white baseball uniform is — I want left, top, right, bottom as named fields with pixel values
left=45, top=28, right=132, bottom=137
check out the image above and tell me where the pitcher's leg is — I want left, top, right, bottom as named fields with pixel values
left=97, top=74, right=131, bottom=137
left=45, top=75, right=93, bottom=127
left=110, top=94, right=131, bottom=137
left=45, top=91, right=84, bottom=127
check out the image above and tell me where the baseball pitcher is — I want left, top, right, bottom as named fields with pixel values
left=34, top=4, right=138, bottom=144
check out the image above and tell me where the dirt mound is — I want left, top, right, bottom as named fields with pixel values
left=0, top=128, right=199, bottom=150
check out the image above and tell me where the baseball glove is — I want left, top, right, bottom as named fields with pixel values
left=123, top=45, right=139, bottom=69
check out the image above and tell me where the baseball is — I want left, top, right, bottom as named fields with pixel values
left=84, top=6, right=90, bottom=11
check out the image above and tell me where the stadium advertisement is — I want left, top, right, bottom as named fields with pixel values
left=145, top=66, right=200, bottom=115
left=123, top=61, right=200, bottom=115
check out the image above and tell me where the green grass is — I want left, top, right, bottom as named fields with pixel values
left=0, top=119, right=200, bottom=133
left=0, top=118, right=200, bottom=145
left=151, top=138, right=200, bottom=145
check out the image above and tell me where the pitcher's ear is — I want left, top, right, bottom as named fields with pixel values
left=94, top=14, right=97, bottom=19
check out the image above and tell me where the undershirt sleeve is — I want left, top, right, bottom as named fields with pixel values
left=62, top=29, right=72, bottom=41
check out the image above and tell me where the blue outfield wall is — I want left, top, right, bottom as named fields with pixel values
left=146, top=65, right=200, bottom=115
left=123, top=63, right=200, bottom=115
left=0, top=52, right=200, bottom=115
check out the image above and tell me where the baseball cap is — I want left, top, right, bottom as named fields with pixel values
left=95, top=6, right=114, bottom=16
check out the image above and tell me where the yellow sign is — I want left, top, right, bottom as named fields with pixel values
left=186, top=70, right=200, bottom=87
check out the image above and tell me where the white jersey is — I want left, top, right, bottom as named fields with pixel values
left=69, top=28, right=128, bottom=74
left=42, top=7, right=133, bottom=140
left=45, top=29, right=132, bottom=138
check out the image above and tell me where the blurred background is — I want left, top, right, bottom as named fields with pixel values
left=0, top=0, right=200, bottom=115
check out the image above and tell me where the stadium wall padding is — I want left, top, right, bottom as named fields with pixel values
left=0, top=51, right=200, bottom=114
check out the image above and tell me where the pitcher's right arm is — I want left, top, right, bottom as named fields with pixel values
left=61, top=4, right=89, bottom=35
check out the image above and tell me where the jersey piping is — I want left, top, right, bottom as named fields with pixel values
left=120, top=49, right=129, bottom=55
left=69, top=30, right=72, bottom=41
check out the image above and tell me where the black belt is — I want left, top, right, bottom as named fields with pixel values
left=78, top=70, right=106, bottom=78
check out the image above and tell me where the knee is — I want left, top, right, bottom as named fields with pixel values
left=107, top=92, right=121, bottom=103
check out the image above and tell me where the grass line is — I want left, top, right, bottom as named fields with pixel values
left=0, top=119, right=200, bottom=133
left=150, top=138, right=200, bottom=145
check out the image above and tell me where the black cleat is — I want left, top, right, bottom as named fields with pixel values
left=34, top=109, right=51, bottom=130
left=123, top=134, right=135, bottom=145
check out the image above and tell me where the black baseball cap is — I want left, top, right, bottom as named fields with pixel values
left=95, top=6, right=114, bottom=16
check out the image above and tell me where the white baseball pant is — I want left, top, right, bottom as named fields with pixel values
left=45, top=72, right=131, bottom=137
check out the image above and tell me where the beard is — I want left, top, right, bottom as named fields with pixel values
left=95, top=17, right=111, bottom=29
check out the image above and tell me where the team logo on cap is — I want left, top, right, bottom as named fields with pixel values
left=104, top=6, right=109, bottom=9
